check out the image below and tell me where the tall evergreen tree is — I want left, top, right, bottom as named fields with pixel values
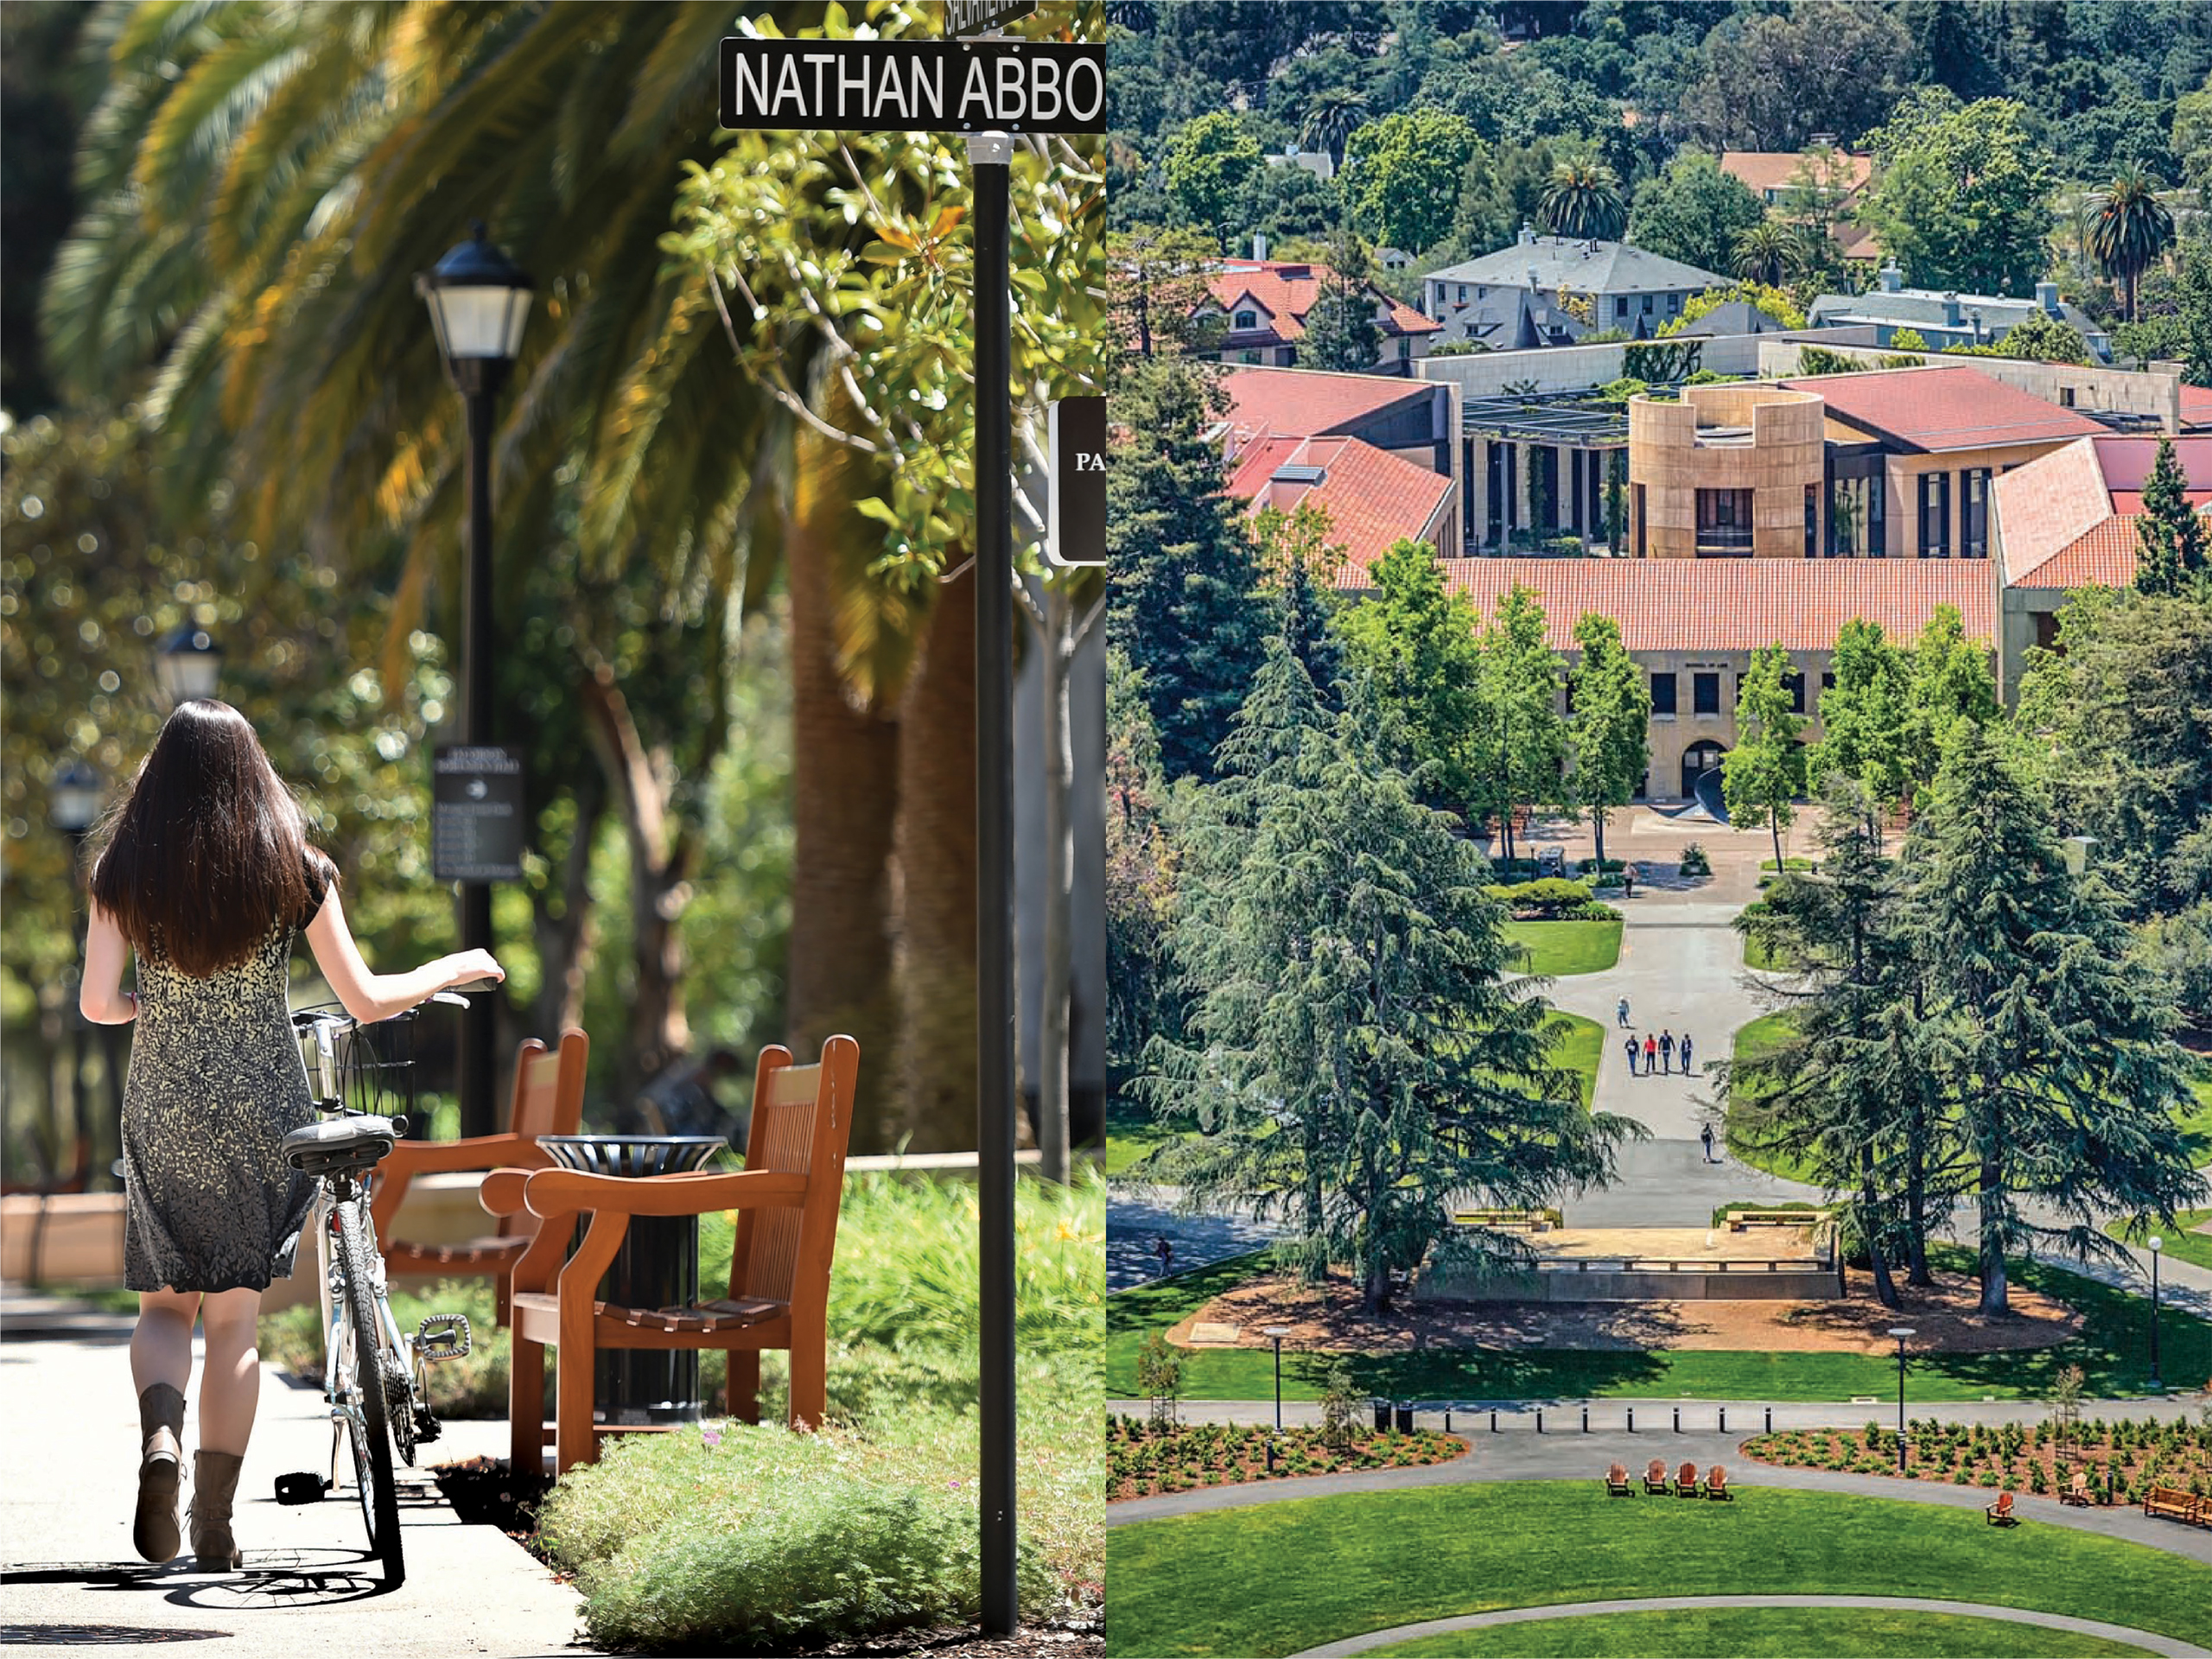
left=1300, top=232, right=1384, bottom=372
left=1567, top=613, right=1649, bottom=872
left=1723, top=644, right=1808, bottom=870
left=1145, top=642, right=1635, bottom=1312
left=1107, top=356, right=1272, bottom=783
left=1539, top=160, right=1628, bottom=241
left=2088, top=168, right=2176, bottom=324
left=1905, top=724, right=2204, bottom=1314
left=1250, top=499, right=1349, bottom=709
left=2133, top=435, right=2208, bottom=598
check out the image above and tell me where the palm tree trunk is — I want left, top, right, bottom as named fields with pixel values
left=894, top=563, right=979, bottom=1154
left=530, top=765, right=605, bottom=1041
left=788, top=427, right=902, bottom=1154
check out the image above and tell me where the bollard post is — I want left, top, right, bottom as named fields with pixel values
left=1719, top=1407, right=1726, bottom=1433
left=1765, top=1406, right=1772, bottom=1433
left=1490, top=1410, right=1498, bottom=1433
left=1581, top=1406, right=1589, bottom=1433
left=1536, top=1409, right=1544, bottom=1433
left=1445, top=1409, right=1452, bottom=1433
left=1627, top=1407, right=1634, bottom=1433
left=1673, top=1407, right=1680, bottom=1432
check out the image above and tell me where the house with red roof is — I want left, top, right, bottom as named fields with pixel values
left=1196, top=245, right=1440, bottom=377
left=1992, top=434, right=2212, bottom=699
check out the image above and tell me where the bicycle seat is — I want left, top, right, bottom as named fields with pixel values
left=282, top=1116, right=399, bottom=1177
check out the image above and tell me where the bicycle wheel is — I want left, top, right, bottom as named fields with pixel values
left=335, top=1198, right=405, bottom=1584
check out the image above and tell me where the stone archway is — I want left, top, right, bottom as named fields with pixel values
left=1681, top=739, right=1728, bottom=802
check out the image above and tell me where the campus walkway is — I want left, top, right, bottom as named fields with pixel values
left=0, top=1291, right=590, bottom=1656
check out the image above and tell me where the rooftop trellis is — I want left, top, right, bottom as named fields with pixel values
left=1460, top=393, right=1631, bottom=446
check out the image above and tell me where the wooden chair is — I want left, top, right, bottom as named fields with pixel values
left=2059, top=1471, right=2092, bottom=1508
left=1986, top=1491, right=2018, bottom=1527
left=1675, top=1459, right=1701, bottom=1497
left=492, top=1037, right=858, bottom=1475
left=1705, top=1465, right=1732, bottom=1501
left=370, top=1030, right=588, bottom=1324
left=1604, top=1462, right=1632, bottom=1497
left=1643, top=1459, right=1669, bottom=1496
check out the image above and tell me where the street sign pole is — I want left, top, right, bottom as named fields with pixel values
left=968, top=122, right=1018, bottom=1641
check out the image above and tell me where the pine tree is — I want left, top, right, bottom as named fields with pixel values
left=2133, top=436, right=2206, bottom=598
left=1251, top=501, right=1349, bottom=709
left=1143, top=641, right=1636, bottom=1312
left=1107, top=356, right=1273, bottom=782
left=1298, top=229, right=1384, bottom=372
left=1723, top=643, right=1808, bottom=871
left=1904, top=723, right=2204, bottom=1314
left=1567, top=613, right=1650, bottom=871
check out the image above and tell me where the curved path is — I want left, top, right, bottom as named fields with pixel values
left=1283, top=1596, right=2212, bottom=1659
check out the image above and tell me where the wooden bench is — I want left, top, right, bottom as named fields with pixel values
left=1452, top=1209, right=1554, bottom=1233
left=1723, top=1209, right=1825, bottom=1232
left=2144, top=1486, right=2210, bottom=1527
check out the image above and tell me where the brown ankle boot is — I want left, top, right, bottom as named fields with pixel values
left=188, top=1450, right=245, bottom=1570
left=132, top=1383, right=186, bottom=1563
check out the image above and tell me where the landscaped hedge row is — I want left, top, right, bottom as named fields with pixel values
left=1105, top=1417, right=1464, bottom=1501
left=1484, top=877, right=1620, bottom=921
left=1745, top=1415, right=2212, bottom=1504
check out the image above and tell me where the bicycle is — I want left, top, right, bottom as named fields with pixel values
left=271, top=992, right=476, bottom=1586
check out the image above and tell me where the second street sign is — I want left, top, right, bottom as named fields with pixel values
left=720, top=38, right=1106, bottom=133
left=944, top=0, right=1037, bottom=35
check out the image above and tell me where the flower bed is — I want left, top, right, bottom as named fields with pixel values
left=1744, top=1414, right=2212, bottom=1503
left=1107, top=1416, right=1465, bottom=1501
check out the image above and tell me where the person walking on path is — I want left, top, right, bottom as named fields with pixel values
left=1643, top=1034, right=1658, bottom=1075
left=1624, top=1033, right=1640, bottom=1076
left=78, top=699, right=505, bottom=1571
left=1700, top=1122, right=1718, bottom=1163
left=1617, top=996, right=1630, bottom=1027
left=1155, top=1235, right=1175, bottom=1278
left=1623, top=863, right=1637, bottom=899
left=1681, top=1033, right=1695, bottom=1075
left=1659, top=1029, right=1675, bottom=1075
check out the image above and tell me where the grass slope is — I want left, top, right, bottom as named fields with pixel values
left=1368, top=1607, right=2152, bottom=1657
left=1502, top=918, right=1623, bottom=976
left=1106, top=1249, right=2212, bottom=1403
left=1105, top=1482, right=2212, bottom=1657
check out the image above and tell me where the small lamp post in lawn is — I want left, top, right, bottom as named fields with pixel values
left=50, top=756, right=105, bottom=1185
left=2148, top=1236, right=2163, bottom=1390
left=156, top=625, right=223, bottom=705
left=1263, top=1325, right=1291, bottom=1433
left=1887, top=1325, right=1916, bottom=1473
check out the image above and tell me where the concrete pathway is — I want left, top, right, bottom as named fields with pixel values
left=0, top=1292, right=591, bottom=1656
left=1103, top=1422, right=2212, bottom=1567
left=1286, top=1597, right=2212, bottom=1659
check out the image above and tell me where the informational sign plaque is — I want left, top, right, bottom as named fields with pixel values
left=1048, top=396, right=1106, bottom=567
left=944, top=0, right=1037, bottom=35
left=719, top=37, right=1106, bottom=133
left=431, top=745, right=524, bottom=882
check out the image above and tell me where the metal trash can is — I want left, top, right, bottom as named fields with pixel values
left=537, top=1135, right=726, bottom=1426
left=1372, top=1399, right=1390, bottom=1432
left=1394, top=1403, right=1415, bottom=1433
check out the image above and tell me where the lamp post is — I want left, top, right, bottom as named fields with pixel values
left=2148, top=1236, right=2163, bottom=1390
left=155, top=625, right=223, bottom=705
left=418, top=223, right=531, bottom=1138
left=1887, top=1325, right=1916, bottom=1473
left=51, top=757, right=104, bottom=1187
left=2061, top=835, right=2097, bottom=879
left=1263, top=1325, right=1291, bottom=1433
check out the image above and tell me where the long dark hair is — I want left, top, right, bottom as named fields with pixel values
left=88, top=700, right=328, bottom=976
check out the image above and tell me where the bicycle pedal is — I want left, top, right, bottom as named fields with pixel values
left=412, top=1409, right=442, bottom=1446
left=417, top=1312, right=472, bottom=1361
left=273, top=1471, right=329, bottom=1505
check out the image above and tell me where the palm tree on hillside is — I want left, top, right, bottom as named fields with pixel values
left=1732, top=219, right=1806, bottom=288
left=2088, top=168, right=2175, bottom=322
left=1301, top=88, right=1370, bottom=174
left=1537, top=161, right=1627, bottom=242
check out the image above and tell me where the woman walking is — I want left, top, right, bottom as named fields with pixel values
left=78, top=700, right=503, bottom=1570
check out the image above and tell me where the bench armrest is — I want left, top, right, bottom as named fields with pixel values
left=480, top=1166, right=537, bottom=1219
left=521, top=1166, right=810, bottom=1221
left=384, top=1134, right=554, bottom=1176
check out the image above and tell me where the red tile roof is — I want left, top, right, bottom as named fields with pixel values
left=2018, top=519, right=2141, bottom=589
left=2182, top=385, right=2212, bottom=430
left=1778, top=365, right=2107, bottom=451
left=1997, top=434, right=2212, bottom=587
left=1719, top=150, right=1872, bottom=200
left=1203, top=259, right=1440, bottom=349
left=1397, top=557, right=1995, bottom=653
left=1221, top=367, right=1436, bottom=448
left=1226, top=434, right=1453, bottom=575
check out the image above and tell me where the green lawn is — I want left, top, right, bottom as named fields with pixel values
left=1502, top=918, right=1623, bottom=976
left=1722, top=1013, right=1819, bottom=1183
left=1106, top=1096, right=1184, bottom=1178
left=1370, top=1608, right=2152, bottom=1657
left=1104, top=1482, right=2212, bottom=1657
left=2106, top=1206, right=2212, bottom=1273
left=1106, top=1249, right=2212, bottom=1403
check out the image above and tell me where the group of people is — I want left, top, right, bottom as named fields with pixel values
left=1616, top=999, right=1693, bottom=1078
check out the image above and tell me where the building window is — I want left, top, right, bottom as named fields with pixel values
left=1784, top=671, right=1806, bottom=714
left=1633, top=482, right=1646, bottom=556
left=2059, top=386, right=2076, bottom=407
left=1458, top=284, right=1470, bottom=302
left=1239, top=349, right=1262, bottom=365
left=1615, top=296, right=1629, bottom=318
left=1693, top=671, right=1721, bottom=715
left=1917, top=472, right=1950, bottom=557
left=1642, top=294, right=1654, bottom=315
left=1233, top=309, right=1258, bottom=330
left=1650, top=671, right=1678, bottom=715
left=1962, top=467, right=1990, bottom=557
left=1668, top=291, right=1682, bottom=315
left=1397, top=335, right=1412, bottom=359
left=1868, top=472, right=1885, bottom=556
left=1805, top=483, right=1818, bottom=557
left=1695, top=487, right=1754, bottom=554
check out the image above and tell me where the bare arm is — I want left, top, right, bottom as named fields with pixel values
left=303, top=886, right=504, bottom=1026
left=80, top=905, right=137, bottom=1024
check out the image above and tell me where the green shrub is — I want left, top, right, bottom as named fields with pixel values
left=1679, top=843, right=1712, bottom=878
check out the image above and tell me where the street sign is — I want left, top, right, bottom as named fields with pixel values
left=719, top=38, right=1105, bottom=133
left=944, top=0, right=1036, bottom=35
left=431, top=745, right=525, bottom=882
left=1048, top=396, right=1105, bottom=567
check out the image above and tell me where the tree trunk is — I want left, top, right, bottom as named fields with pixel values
left=1977, top=1153, right=2009, bottom=1315
left=1862, top=1149, right=1898, bottom=1310
left=787, top=427, right=903, bottom=1154
left=1904, top=1116, right=1935, bottom=1287
left=894, top=564, right=980, bottom=1154
left=530, top=766, right=606, bottom=1044
left=580, top=666, right=693, bottom=1114
left=1034, top=581, right=1077, bottom=1184
left=1590, top=803, right=1606, bottom=871
left=1363, top=1256, right=1392, bottom=1314
left=1771, top=811, right=1785, bottom=874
